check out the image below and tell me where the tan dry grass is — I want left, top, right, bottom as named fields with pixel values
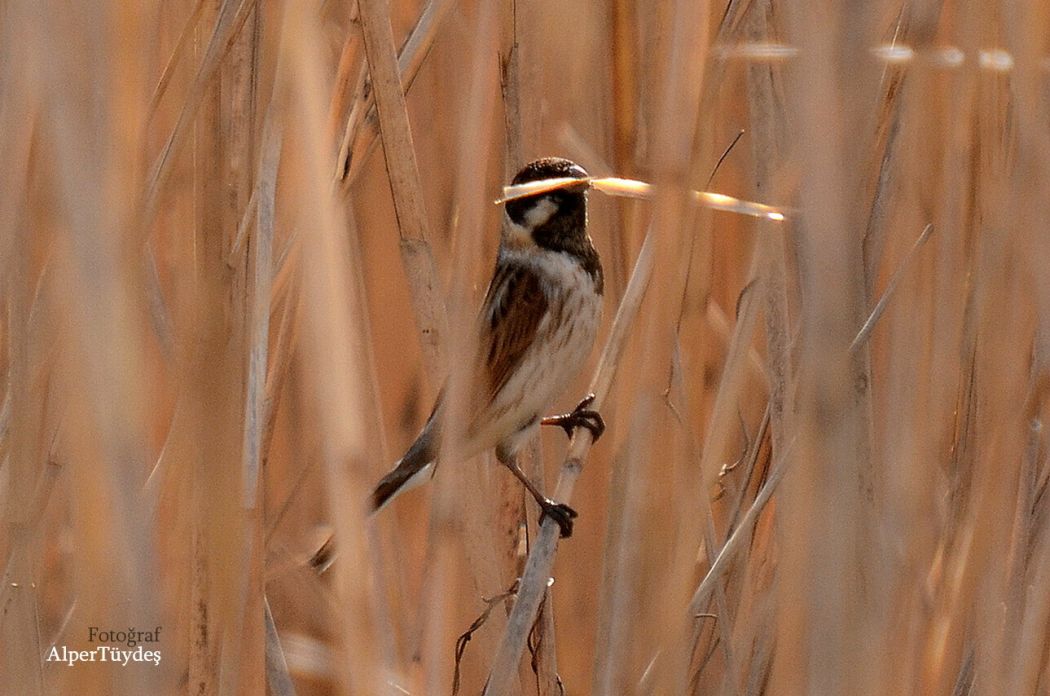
left=2, top=1, right=1050, bottom=695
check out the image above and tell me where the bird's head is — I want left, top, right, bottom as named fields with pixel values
left=502, top=158, right=590, bottom=252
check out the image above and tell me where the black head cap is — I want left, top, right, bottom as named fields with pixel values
left=510, top=157, right=589, bottom=187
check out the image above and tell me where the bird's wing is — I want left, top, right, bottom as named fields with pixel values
left=477, top=261, right=547, bottom=407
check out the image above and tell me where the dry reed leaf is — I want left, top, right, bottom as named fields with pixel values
left=497, top=176, right=787, bottom=222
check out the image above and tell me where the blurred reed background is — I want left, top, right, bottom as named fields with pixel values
left=2, top=0, right=1050, bottom=694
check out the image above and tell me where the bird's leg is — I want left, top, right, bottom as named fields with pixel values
left=500, top=456, right=577, bottom=538
left=540, top=393, right=605, bottom=442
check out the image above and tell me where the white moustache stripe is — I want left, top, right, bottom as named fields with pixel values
left=524, top=198, right=558, bottom=228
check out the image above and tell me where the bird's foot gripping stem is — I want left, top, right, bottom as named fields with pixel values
left=537, top=498, right=578, bottom=538
left=541, top=393, right=605, bottom=442
left=502, top=458, right=579, bottom=538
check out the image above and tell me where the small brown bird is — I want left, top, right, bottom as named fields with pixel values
left=372, top=157, right=605, bottom=538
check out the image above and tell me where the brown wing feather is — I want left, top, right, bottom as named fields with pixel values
left=478, top=262, right=547, bottom=406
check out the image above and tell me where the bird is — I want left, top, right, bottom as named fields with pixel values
left=371, top=157, right=606, bottom=539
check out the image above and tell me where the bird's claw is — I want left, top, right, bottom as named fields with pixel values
left=539, top=499, right=578, bottom=538
left=541, top=393, right=606, bottom=442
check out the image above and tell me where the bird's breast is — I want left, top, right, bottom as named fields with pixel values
left=528, top=251, right=603, bottom=395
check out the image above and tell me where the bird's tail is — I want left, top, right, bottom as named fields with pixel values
left=310, top=420, right=438, bottom=573
left=310, top=411, right=443, bottom=575
left=371, top=459, right=435, bottom=511
left=371, top=421, right=437, bottom=512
